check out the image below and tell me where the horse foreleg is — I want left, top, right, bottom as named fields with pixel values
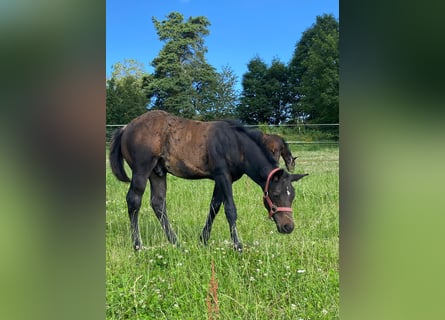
left=216, top=175, right=243, bottom=251
left=126, top=173, right=148, bottom=251
left=200, top=184, right=223, bottom=245
left=226, top=209, right=242, bottom=252
left=149, top=173, right=178, bottom=246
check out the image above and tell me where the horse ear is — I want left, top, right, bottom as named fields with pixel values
left=293, top=156, right=298, bottom=161
left=272, top=168, right=285, bottom=181
left=290, top=173, right=308, bottom=182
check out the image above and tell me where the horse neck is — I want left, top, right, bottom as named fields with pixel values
left=243, top=142, right=276, bottom=190
left=281, top=144, right=293, bottom=162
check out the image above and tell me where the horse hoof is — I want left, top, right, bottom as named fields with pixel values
left=199, top=234, right=209, bottom=246
left=134, top=244, right=146, bottom=251
left=233, top=242, right=243, bottom=252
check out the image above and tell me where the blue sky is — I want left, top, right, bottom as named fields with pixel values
left=106, top=0, right=338, bottom=85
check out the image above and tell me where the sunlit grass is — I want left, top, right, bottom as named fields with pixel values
left=106, top=145, right=338, bottom=319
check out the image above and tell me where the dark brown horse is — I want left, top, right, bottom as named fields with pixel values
left=262, top=133, right=297, bottom=172
left=109, top=110, right=308, bottom=251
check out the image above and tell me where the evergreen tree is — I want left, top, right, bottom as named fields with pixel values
left=145, top=12, right=218, bottom=119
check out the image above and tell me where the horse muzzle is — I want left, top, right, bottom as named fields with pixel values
left=272, top=211, right=295, bottom=234
left=276, top=221, right=295, bottom=234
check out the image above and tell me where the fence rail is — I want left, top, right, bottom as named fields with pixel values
left=246, top=124, right=339, bottom=127
left=105, top=124, right=339, bottom=145
left=106, top=124, right=339, bottom=127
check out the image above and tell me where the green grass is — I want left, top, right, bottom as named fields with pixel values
left=106, top=145, right=338, bottom=319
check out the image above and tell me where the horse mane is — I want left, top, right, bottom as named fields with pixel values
left=222, top=120, right=278, bottom=166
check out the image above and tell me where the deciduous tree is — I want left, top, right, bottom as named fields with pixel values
left=288, top=14, right=339, bottom=124
left=197, top=65, right=239, bottom=121
left=106, top=59, right=149, bottom=124
left=237, top=57, right=290, bottom=124
left=237, top=57, right=271, bottom=124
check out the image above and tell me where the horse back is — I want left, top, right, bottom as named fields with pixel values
left=121, top=110, right=213, bottom=178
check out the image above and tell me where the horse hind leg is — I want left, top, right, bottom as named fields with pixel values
left=200, top=184, right=223, bottom=245
left=149, top=173, right=178, bottom=246
left=126, top=173, right=149, bottom=250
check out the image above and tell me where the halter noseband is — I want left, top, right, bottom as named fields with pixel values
left=263, top=168, right=293, bottom=219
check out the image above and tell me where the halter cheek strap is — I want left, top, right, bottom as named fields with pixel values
left=263, top=168, right=293, bottom=219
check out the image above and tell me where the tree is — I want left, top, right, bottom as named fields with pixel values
left=265, top=58, right=292, bottom=124
left=237, top=57, right=272, bottom=124
left=106, top=59, right=149, bottom=124
left=196, top=65, right=239, bottom=121
left=145, top=12, right=218, bottom=119
left=211, top=65, right=239, bottom=120
left=288, top=14, right=339, bottom=124
left=237, top=57, right=290, bottom=124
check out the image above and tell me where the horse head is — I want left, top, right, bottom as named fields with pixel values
left=285, top=156, right=298, bottom=172
left=263, top=168, right=308, bottom=233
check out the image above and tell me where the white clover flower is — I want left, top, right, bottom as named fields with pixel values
left=297, top=269, right=306, bottom=273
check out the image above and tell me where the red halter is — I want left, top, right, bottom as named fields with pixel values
left=263, top=168, right=293, bottom=219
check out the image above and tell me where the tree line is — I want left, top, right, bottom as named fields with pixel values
left=106, top=12, right=338, bottom=126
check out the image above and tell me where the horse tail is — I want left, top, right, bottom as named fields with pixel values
left=109, top=127, right=131, bottom=183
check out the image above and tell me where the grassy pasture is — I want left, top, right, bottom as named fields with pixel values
left=106, top=145, right=339, bottom=319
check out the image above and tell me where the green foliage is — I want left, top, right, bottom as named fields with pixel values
left=237, top=57, right=272, bottom=124
left=146, top=12, right=219, bottom=119
left=266, top=59, right=293, bottom=123
left=107, top=13, right=338, bottom=126
left=237, top=14, right=338, bottom=125
left=237, top=57, right=292, bottom=125
left=257, top=124, right=339, bottom=143
left=195, top=65, right=239, bottom=121
left=106, top=146, right=339, bottom=319
left=106, top=59, right=149, bottom=124
left=289, top=14, right=339, bottom=124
